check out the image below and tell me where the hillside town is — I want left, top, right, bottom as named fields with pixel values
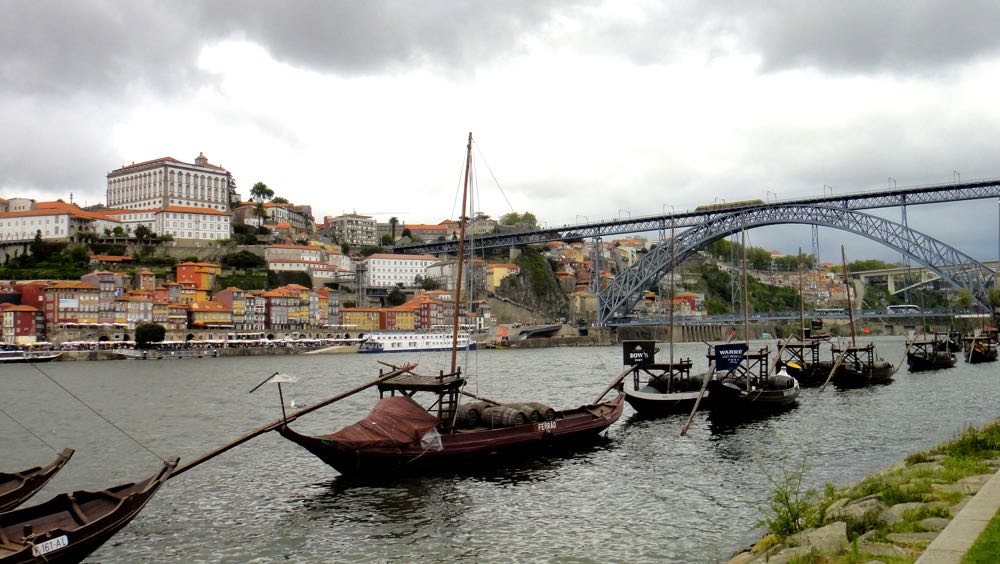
left=0, top=153, right=903, bottom=347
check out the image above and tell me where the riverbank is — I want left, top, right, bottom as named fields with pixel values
left=728, top=418, right=1000, bottom=563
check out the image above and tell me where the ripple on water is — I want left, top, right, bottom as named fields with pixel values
left=2, top=340, right=998, bottom=562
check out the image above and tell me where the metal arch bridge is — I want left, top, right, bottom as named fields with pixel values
left=597, top=205, right=997, bottom=325
left=395, top=176, right=1000, bottom=255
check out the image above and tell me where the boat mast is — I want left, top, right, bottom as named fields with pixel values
left=798, top=247, right=805, bottom=340
left=669, top=217, right=675, bottom=365
left=841, top=245, right=857, bottom=347
left=741, top=214, right=750, bottom=343
left=450, top=132, right=473, bottom=373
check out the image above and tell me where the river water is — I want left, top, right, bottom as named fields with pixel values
left=2, top=337, right=998, bottom=563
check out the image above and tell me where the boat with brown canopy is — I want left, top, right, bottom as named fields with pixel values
left=0, top=457, right=177, bottom=563
left=274, top=133, right=625, bottom=478
left=0, top=449, right=74, bottom=513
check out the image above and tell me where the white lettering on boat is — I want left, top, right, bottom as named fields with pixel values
left=32, top=535, right=68, bottom=556
left=536, top=421, right=557, bottom=431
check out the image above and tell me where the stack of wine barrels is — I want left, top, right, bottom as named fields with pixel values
left=455, top=401, right=557, bottom=428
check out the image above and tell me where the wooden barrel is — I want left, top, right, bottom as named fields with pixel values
left=456, top=401, right=490, bottom=428
left=508, top=403, right=542, bottom=423
left=523, top=402, right=556, bottom=422
left=482, top=405, right=528, bottom=427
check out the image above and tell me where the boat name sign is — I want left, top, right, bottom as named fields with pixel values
left=32, top=535, right=69, bottom=556
left=536, top=421, right=557, bottom=432
left=715, top=343, right=749, bottom=371
left=623, top=341, right=656, bottom=366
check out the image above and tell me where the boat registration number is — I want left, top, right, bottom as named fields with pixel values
left=32, top=535, right=68, bottom=556
left=536, top=421, right=557, bottom=431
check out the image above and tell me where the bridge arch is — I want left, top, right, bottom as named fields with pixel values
left=598, top=205, right=996, bottom=325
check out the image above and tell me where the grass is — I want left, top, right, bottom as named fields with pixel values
left=962, top=509, right=1000, bottom=563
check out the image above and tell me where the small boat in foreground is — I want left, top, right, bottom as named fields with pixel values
left=277, top=365, right=624, bottom=478
left=0, top=457, right=177, bottom=563
left=0, top=449, right=74, bottom=513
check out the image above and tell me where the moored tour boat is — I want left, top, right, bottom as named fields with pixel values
left=0, top=350, right=62, bottom=364
left=963, top=335, right=998, bottom=363
left=358, top=331, right=476, bottom=354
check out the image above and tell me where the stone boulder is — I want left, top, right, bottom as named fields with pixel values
left=787, top=521, right=848, bottom=553
left=827, top=497, right=887, bottom=524
left=881, top=502, right=925, bottom=525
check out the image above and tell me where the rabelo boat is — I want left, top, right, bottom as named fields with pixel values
left=0, top=449, right=74, bottom=513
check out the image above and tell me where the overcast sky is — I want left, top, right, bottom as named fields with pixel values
left=3, top=1, right=1000, bottom=261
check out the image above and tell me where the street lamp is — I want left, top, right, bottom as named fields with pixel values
left=823, top=185, right=833, bottom=196
left=766, top=190, right=777, bottom=203
left=619, top=209, right=630, bottom=220
left=888, top=177, right=896, bottom=189
left=954, top=170, right=961, bottom=183
left=576, top=215, right=588, bottom=224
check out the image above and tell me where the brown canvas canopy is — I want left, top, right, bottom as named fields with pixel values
left=323, top=396, right=440, bottom=449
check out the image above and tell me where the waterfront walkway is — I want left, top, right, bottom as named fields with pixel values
left=916, top=466, right=1000, bottom=563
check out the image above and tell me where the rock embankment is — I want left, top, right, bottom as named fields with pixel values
left=728, top=420, right=1000, bottom=563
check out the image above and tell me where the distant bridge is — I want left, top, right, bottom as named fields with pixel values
left=393, top=176, right=1000, bottom=325
left=396, top=177, right=1000, bottom=254
left=619, top=308, right=978, bottom=326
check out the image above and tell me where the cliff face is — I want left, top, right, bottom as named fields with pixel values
left=493, top=248, right=569, bottom=321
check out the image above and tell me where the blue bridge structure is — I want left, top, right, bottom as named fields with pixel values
left=396, top=177, right=1000, bottom=326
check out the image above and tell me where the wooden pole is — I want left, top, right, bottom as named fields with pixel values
left=841, top=246, right=857, bottom=347
left=819, top=349, right=847, bottom=392
left=170, top=363, right=418, bottom=479
left=680, top=362, right=716, bottom=436
left=450, top=132, right=473, bottom=374
left=593, top=364, right=635, bottom=404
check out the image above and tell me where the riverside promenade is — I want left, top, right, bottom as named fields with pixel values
left=916, top=468, right=1000, bottom=563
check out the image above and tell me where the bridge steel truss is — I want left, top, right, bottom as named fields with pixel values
left=395, top=177, right=1000, bottom=255
left=597, top=205, right=997, bottom=326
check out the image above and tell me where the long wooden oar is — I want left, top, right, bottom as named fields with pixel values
left=459, top=389, right=502, bottom=406
left=594, top=364, right=636, bottom=403
left=819, top=349, right=847, bottom=392
left=680, top=361, right=716, bottom=436
left=171, top=363, right=418, bottom=479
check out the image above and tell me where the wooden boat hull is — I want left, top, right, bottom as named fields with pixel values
left=277, top=395, right=624, bottom=478
left=907, top=351, right=957, bottom=372
left=0, top=457, right=177, bottom=564
left=966, top=345, right=999, bottom=363
left=707, top=378, right=800, bottom=416
left=784, top=362, right=829, bottom=388
left=832, top=363, right=895, bottom=388
left=624, top=387, right=709, bottom=416
left=0, top=449, right=74, bottom=513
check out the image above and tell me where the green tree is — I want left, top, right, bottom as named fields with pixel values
left=387, top=287, right=407, bottom=306
left=272, top=196, right=289, bottom=204
left=341, top=242, right=351, bottom=255
left=401, top=228, right=412, bottom=239
left=989, top=287, right=1000, bottom=309
left=955, top=289, right=974, bottom=310
left=250, top=181, right=274, bottom=202
left=135, top=323, right=166, bottom=349
left=253, top=201, right=268, bottom=225
left=415, top=275, right=440, bottom=291
left=500, top=212, right=538, bottom=228
left=389, top=216, right=399, bottom=240
left=380, top=234, right=395, bottom=246
left=112, top=226, right=126, bottom=238
left=134, top=225, right=154, bottom=242
left=221, top=250, right=266, bottom=269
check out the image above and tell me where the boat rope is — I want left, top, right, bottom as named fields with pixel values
left=0, top=403, right=58, bottom=453
left=28, top=363, right=165, bottom=463
left=473, top=139, right=518, bottom=216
